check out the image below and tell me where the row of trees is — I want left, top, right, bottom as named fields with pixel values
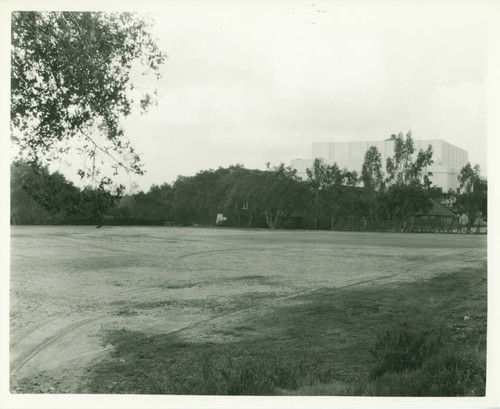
left=9, top=13, right=486, bottom=233
left=305, top=132, right=435, bottom=231
left=11, top=132, right=487, bottom=233
left=10, top=161, right=122, bottom=225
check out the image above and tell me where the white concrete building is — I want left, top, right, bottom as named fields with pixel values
left=290, top=139, right=468, bottom=192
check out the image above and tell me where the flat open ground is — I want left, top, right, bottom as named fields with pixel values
left=10, top=226, right=487, bottom=394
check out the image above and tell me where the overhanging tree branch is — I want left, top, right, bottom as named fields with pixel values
left=11, top=11, right=165, bottom=191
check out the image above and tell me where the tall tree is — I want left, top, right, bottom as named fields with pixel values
left=456, top=163, right=487, bottom=233
left=322, top=163, right=344, bottom=230
left=11, top=11, right=165, bottom=187
left=384, top=181, right=432, bottom=231
left=383, top=131, right=434, bottom=231
left=361, top=146, right=384, bottom=219
left=306, top=158, right=329, bottom=229
left=218, top=165, right=250, bottom=227
left=338, top=169, right=360, bottom=223
left=385, top=131, right=433, bottom=186
left=252, top=164, right=308, bottom=230
left=172, top=170, right=220, bottom=226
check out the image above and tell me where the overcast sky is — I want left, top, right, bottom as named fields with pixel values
left=44, top=1, right=492, bottom=190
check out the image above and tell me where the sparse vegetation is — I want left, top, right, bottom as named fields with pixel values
left=358, top=347, right=486, bottom=396
left=85, top=266, right=486, bottom=396
left=368, top=324, right=444, bottom=379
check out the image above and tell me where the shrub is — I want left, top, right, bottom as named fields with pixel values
left=363, top=323, right=486, bottom=396
left=369, top=323, right=443, bottom=379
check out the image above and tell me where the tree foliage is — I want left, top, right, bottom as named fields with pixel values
left=12, top=152, right=485, bottom=233
left=10, top=160, right=124, bottom=225
left=305, top=159, right=362, bottom=230
left=10, top=160, right=81, bottom=224
left=255, top=164, right=309, bottom=229
left=306, top=158, right=331, bottom=229
left=385, top=131, right=433, bottom=187
left=11, top=11, right=166, bottom=182
left=381, top=132, right=434, bottom=230
left=456, top=163, right=487, bottom=233
left=169, top=164, right=309, bottom=229
left=361, top=146, right=384, bottom=218
left=361, top=146, right=384, bottom=192
left=11, top=161, right=67, bottom=224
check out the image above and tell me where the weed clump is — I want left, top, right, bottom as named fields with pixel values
left=184, top=354, right=301, bottom=395
left=369, top=323, right=443, bottom=379
left=361, top=323, right=485, bottom=396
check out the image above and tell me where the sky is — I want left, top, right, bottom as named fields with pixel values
left=107, top=0, right=490, bottom=192
left=7, top=0, right=494, bottom=191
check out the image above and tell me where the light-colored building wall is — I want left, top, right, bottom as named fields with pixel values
left=290, top=158, right=314, bottom=177
left=291, top=139, right=468, bottom=192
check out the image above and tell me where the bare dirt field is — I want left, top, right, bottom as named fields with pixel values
left=9, top=226, right=487, bottom=393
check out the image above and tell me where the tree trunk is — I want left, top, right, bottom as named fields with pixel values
left=273, top=211, right=280, bottom=229
left=235, top=204, right=241, bottom=226
left=265, top=209, right=277, bottom=230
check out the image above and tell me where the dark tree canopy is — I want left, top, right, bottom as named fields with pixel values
left=11, top=159, right=125, bottom=225
left=11, top=158, right=486, bottom=233
left=11, top=160, right=80, bottom=224
left=11, top=11, right=166, bottom=182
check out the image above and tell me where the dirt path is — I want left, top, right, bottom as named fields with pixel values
left=9, top=226, right=486, bottom=393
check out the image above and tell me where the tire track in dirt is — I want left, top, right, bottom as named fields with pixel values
left=10, top=244, right=451, bottom=389
left=10, top=316, right=106, bottom=377
left=9, top=278, right=176, bottom=362
left=175, top=247, right=265, bottom=261
left=11, top=244, right=259, bottom=342
left=9, top=280, right=176, bottom=379
left=10, top=246, right=261, bottom=381
left=10, top=282, right=174, bottom=376
left=45, top=231, right=267, bottom=260
left=88, top=271, right=405, bottom=352
left=10, top=245, right=436, bottom=374
left=10, top=267, right=398, bottom=381
left=10, top=317, right=60, bottom=349
left=11, top=240, right=440, bottom=374
left=126, top=253, right=454, bottom=344
left=10, top=282, right=173, bottom=379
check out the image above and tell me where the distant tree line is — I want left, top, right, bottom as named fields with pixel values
left=11, top=132, right=487, bottom=233
left=10, top=160, right=122, bottom=226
